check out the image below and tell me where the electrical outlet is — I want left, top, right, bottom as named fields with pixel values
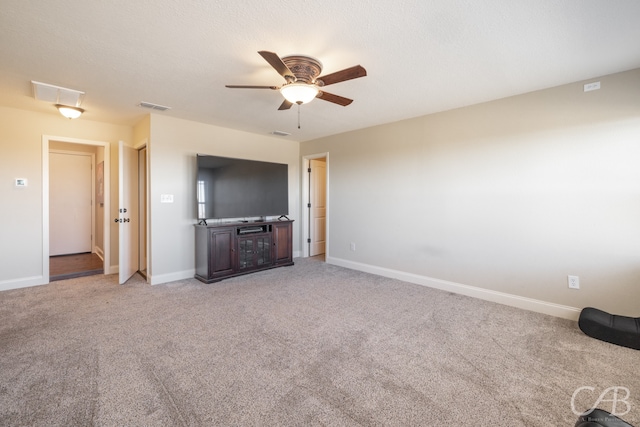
left=350, top=242, right=356, bottom=251
left=568, top=275, right=580, bottom=289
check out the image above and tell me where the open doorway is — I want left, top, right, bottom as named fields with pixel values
left=43, top=136, right=110, bottom=282
left=49, top=148, right=100, bottom=281
left=302, top=153, right=328, bottom=260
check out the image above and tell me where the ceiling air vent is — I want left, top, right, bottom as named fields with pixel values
left=271, top=130, right=291, bottom=137
left=138, top=101, right=171, bottom=111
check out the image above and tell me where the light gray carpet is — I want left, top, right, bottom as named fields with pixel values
left=0, top=257, right=637, bottom=426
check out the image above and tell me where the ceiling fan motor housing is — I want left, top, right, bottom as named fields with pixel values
left=281, top=55, right=323, bottom=85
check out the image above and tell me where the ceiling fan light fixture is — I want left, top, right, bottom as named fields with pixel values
left=55, top=104, right=84, bottom=119
left=280, top=83, right=319, bottom=104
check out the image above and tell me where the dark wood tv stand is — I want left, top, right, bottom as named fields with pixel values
left=194, top=219, right=294, bottom=283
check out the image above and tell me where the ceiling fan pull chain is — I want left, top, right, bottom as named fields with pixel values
left=298, top=103, right=301, bottom=129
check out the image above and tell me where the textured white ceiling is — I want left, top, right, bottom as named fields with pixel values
left=1, top=0, right=639, bottom=142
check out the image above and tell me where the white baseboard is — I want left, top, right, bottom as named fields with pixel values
left=149, top=269, right=195, bottom=286
left=1, top=256, right=582, bottom=321
left=327, top=256, right=581, bottom=321
left=94, top=247, right=104, bottom=260
left=0, top=276, right=48, bottom=292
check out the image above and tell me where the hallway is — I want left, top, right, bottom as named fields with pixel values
left=50, top=253, right=103, bottom=281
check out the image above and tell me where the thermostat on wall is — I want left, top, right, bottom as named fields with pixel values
left=15, top=178, right=28, bottom=187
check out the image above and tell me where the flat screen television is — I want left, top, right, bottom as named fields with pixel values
left=196, top=154, right=289, bottom=221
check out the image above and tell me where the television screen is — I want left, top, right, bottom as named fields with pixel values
left=196, top=154, right=289, bottom=220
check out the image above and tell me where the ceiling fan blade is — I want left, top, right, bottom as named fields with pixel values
left=278, top=99, right=293, bottom=110
left=225, top=85, right=278, bottom=89
left=258, top=51, right=296, bottom=82
left=316, top=65, right=366, bottom=86
left=316, top=91, right=353, bottom=106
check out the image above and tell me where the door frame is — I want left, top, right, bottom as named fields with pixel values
left=137, top=142, right=149, bottom=281
left=118, top=141, right=139, bottom=284
left=49, top=149, right=96, bottom=255
left=301, top=152, right=329, bottom=258
left=42, top=135, right=111, bottom=283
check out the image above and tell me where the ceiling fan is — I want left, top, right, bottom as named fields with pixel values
left=226, top=51, right=367, bottom=110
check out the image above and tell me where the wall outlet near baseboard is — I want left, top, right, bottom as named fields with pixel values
left=350, top=242, right=356, bottom=251
left=568, top=275, right=580, bottom=289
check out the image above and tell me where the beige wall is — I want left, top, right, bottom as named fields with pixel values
left=0, top=106, right=300, bottom=289
left=0, top=106, right=132, bottom=288
left=301, top=68, right=640, bottom=317
left=3, top=69, right=638, bottom=319
left=133, top=114, right=150, bottom=148
left=147, top=114, right=300, bottom=284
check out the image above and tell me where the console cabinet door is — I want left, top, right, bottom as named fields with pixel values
left=255, top=235, right=272, bottom=267
left=238, top=234, right=272, bottom=271
left=209, top=228, right=235, bottom=278
left=273, top=222, right=293, bottom=265
left=237, top=236, right=254, bottom=271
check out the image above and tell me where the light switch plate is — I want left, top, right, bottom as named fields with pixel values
left=15, top=178, right=28, bottom=187
left=584, top=81, right=600, bottom=92
left=160, top=194, right=174, bottom=203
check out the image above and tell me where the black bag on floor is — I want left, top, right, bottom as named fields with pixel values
left=578, top=307, right=640, bottom=351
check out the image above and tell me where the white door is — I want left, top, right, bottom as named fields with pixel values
left=50, top=152, right=92, bottom=256
left=310, top=159, right=326, bottom=256
left=138, top=147, right=147, bottom=275
left=118, top=141, right=139, bottom=284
